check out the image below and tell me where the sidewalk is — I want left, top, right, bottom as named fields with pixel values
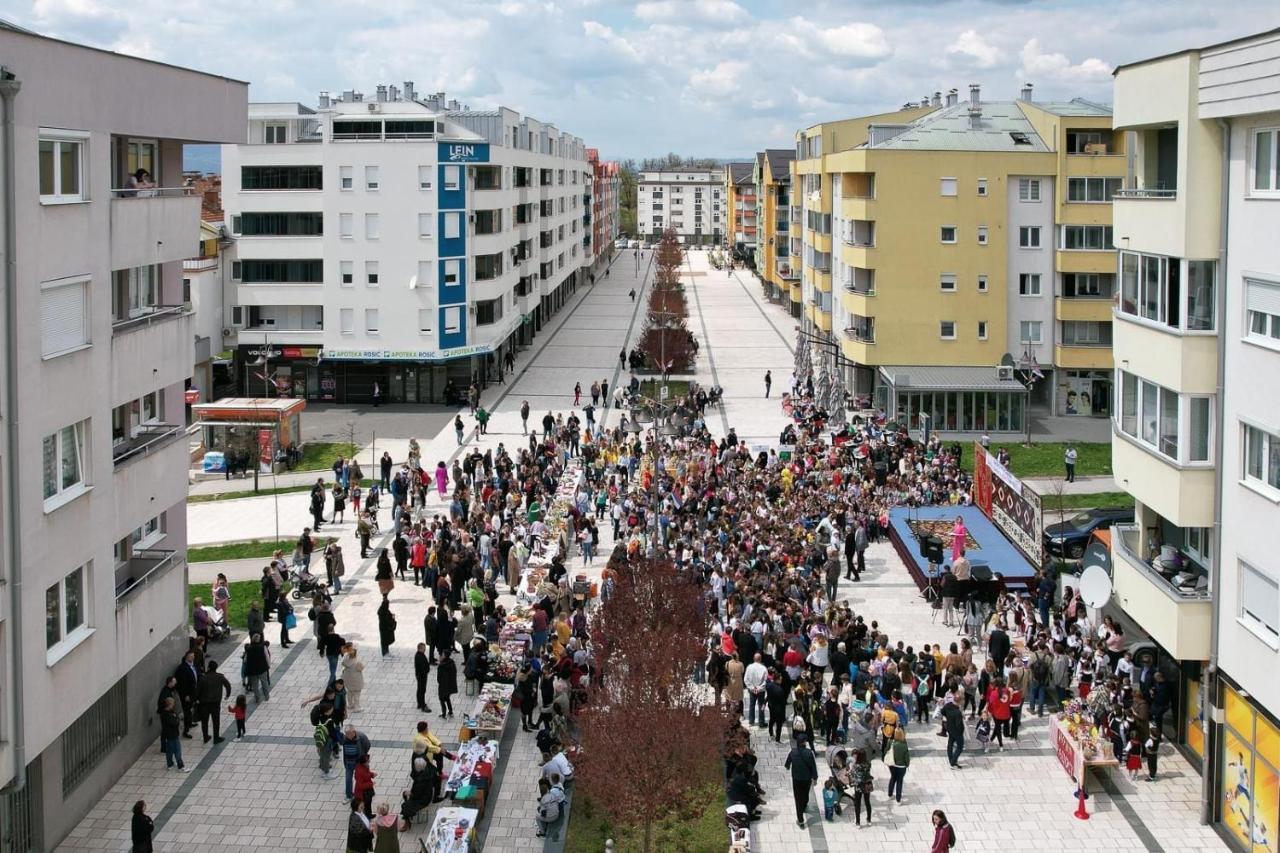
left=1024, top=474, right=1121, bottom=495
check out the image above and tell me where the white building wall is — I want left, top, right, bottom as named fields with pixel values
left=1005, top=174, right=1056, bottom=371
left=637, top=169, right=725, bottom=243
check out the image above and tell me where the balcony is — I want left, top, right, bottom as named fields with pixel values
left=844, top=316, right=875, bottom=344
left=1112, top=314, right=1216, bottom=395
left=115, top=548, right=186, bottom=673
left=842, top=267, right=875, bottom=296
left=110, top=187, right=201, bottom=270
left=1111, top=524, right=1211, bottom=660
left=1113, top=187, right=1177, bottom=200
left=111, top=309, right=193, bottom=405
left=1111, top=433, right=1215, bottom=528
left=112, top=422, right=185, bottom=468
left=842, top=220, right=875, bottom=248
left=1055, top=297, right=1113, bottom=323
left=775, top=260, right=799, bottom=280
left=1054, top=343, right=1113, bottom=370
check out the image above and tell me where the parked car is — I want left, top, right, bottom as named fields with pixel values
left=1043, top=506, right=1134, bottom=559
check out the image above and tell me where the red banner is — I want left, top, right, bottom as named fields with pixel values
left=973, top=444, right=993, bottom=516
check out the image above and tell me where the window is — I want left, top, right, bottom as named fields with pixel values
left=1061, top=321, right=1112, bottom=346
left=340, top=261, right=353, bottom=286
left=977, top=226, right=988, bottom=245
left=111, top=266, right=159, bottom=322
left=476, top=298, right=503, bottom=326
left=1245, top=278, right=1280, bottom=345
left=46, top=564, right=87, bottom=651
left=1244, top=424, right=1280, bottom=494
left=1017, top=178, right=1041, bottom=201
left=238, top=259, right=324, bottom=284
left=977, top=179, right=988, bottom=197
left=443, top=260, right=460, bottom=285
left=940, top=274, right=957, bottom=292
left=1251, top=128, right=1280, bottom=195
left=418, top=309, right=432, bottom=335
left=340, top=166, right=353, bottom=190
left=1063, top=273, right=1110, bottom=298
left=241, top=165, right=322, bottom=191
left=443, top=306, right=462, bottom=333
left=365, top=261, right=379, bottom=286
left=940, top=178, right=957, bottom=197
left=1119, top=252, right=1217, bottom=331
left=235, top=212, right=323, bottom=236
left=939, top=321, right=956, bottom=339
left=41, top=278, right=89, bottom=357
left=978, top=275, right=988, bottom=293
left=43, top=420, right=87, bottom=506
left=263, top=124, right=287, bottom=143
left=1018, top=226, right=1041, bottom=248
left=365, top=213, right=380, bottom=240
left=39, top=133, right=86, bottom=202
left=418, top=165, right=433, bottom=190
left=443, top=165, right=460, bottom=191
left=1010, top=132, right=1032, bottom=145
left=365, top=309, right=379, bottom=334
left=340, top=308, right=354, bottom=334
left=1067, top=176, right=1122, bottom=202
left=1115, top=369, right=1213, bottom=464
left=1062, top=225, right=1114, bottom=251
left=1019, top=273, right=1041, bottom=296
left=940, top=226, right=957, bottom=244
left=339, top=213, right=353, bottom=238
left=418, top=213, right=432, bottom=238
left=445, top=213, right=461, bottom=241
left=1240, top=562, right=1279, bottom=644
left=1019, top=321, right=1042, bottom=343
left=978, top=321, right=988, bottom=340
left=365, top=166, right=380, bottom=190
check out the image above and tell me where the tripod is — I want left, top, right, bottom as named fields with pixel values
left=923, top=562, right=942, bottom=622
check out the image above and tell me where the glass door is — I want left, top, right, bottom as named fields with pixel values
left=405, top=368, right=420, bottom=404
left=127, top=138, right=158, bottom=183
left=389, top=368, right=406, bottom=402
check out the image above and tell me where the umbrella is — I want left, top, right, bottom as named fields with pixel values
left=815, top=355, right=832, bottom=406
left=828, top=363, right=848, bottom=429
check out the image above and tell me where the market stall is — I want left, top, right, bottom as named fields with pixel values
left=461, top=683, right=514, bottom=739
left=421, top=807, right=479, bottom=853
left=190, top=397, right=306, bottom=475
left=1051, top=706, right=1119, bottom=818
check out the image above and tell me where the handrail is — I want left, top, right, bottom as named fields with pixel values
left=115, top=549, right=182, bottom=607
left=111, top=305, right=188, bottom=334
left=109, top=186, right=197, bottom=200
left=112, top=422, right=185, bottom=467
left=1113, top=523, right=1211, bottom=601
left=1113, top=187, right=1177, bottom=200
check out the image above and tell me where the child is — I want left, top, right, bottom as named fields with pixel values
left=822, top=779, right=838, bottom=822
left=975, top=711, right=993, bottom=753
left=228, top=694, right=248, bottom=739
left=1143, top=732, right=1160, bottom=782
left=1125, top=733, right=1142, bottom=780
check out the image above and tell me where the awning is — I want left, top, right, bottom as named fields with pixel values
left=878, top=365, right=1026, bottom=392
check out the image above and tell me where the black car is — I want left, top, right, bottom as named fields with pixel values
left=1043, top=507, right=1134, bottom=559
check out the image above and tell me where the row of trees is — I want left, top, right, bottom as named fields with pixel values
left=637, top=229, right=697, bottom=374
left=575, top=555, right=723, bottom=852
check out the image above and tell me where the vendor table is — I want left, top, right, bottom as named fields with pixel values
left=462, top=683, right=514, bottom=738
left=422, top=807, right=478, bottom=853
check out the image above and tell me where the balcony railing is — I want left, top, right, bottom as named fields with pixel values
left=115, top=549, right=182, bottom=606
left=1114, top=523, right=1210, bottom=600
left=775, top=261, right=799, bottom=280
left=843, top=320, right=875, bottom=344
left=112, top=423, right=185, bottom=467
left=109, top=186, right=197, bottom=200
left=1113, top=187, right=1177, bottom=200
left=111, top=305, right=189, bottom=335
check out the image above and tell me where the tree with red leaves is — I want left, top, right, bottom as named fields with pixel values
left=575, top=556, right=722, bottom=852
left=638, top=228, right=696, bottom=374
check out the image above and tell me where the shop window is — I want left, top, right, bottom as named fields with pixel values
left=1219, top=682, right=1280, bottom=851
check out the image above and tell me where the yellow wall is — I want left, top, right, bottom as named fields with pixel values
left=760, top=152, right=791, bottom=292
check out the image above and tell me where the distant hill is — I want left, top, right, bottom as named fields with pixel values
left=184, top=145, right=220, bottom=174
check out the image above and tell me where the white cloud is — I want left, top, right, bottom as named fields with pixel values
left=1018, top=38, right=1112, bottom=82
left=582, top=20, right=640, bottom=61
left=946, top=29, right=1001, bottom=68
left=636, top=0, right=748, bottom=24
left=687, top=60, right=748, bottom=99
left=774, top=18, right=890, bottom=62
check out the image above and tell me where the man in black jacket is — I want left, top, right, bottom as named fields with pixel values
left=414, top=643, right=433, bottom=712
left=424, top=607, right=439, bottom=664
left=197, top=660, right=232, bottom=744
left=942, top=692, right=966, bottom=768
left=174, top=652, right=201, bottom=737
left=988, top=626, right=1011, bottom=675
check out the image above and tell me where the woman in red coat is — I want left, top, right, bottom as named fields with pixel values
left=352, top=753, right=377, bottom=814
left=984, top=680, right=1011, bottom=750
left=930, top=809, right=955, bottom=853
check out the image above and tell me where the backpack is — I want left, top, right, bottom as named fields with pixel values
left=1030, top=654, right=1051, bottom=684
left=313, top=722, right=330, bottom=748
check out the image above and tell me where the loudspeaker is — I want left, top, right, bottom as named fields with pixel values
left=920, top=535, right=944, bottom=564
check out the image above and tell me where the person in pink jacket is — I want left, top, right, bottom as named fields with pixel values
left=435, top=461, right=449, bottom=498
left=931, top=809, right=956, bottom=852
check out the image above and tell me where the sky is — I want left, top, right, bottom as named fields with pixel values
left=3, top=0, right=1278, bottom=161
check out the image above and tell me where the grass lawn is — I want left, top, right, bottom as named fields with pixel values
left=637, top=379, right=694, bottom=400
left=188, top=540, right=287, bottom=563
left=1043, top=491, right=1133, bottom=510
left=565, top=785, right=726, bottom=853
left=965, top=441, right=1111, bottom=478
left=188, top=580, right=263, bottom=632
left=297, top=441, right=360, bottom=472
left=189, top=484, right=313, bottom=504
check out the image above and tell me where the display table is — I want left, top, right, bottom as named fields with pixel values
left=462, top=683, right=514, bottom=738
left=422, top=807, right=478, bottom=853
left=445, top=738, right=500, bottom=795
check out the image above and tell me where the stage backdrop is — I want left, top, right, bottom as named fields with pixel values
left=973, top=443, right=1044, bottom=569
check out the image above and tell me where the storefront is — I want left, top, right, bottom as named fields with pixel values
left=1058, top=369, right=1112, bottom=417
left=1216, top=674, right=1280, bottom=853
left=878, top=365, right=1030, bottom=433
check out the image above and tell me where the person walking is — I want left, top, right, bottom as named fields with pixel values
left=1064, top=444, right=1078, bottom=483
left=436, top=651, right=458, bottom=718
left=131, top=800, right=154, bottom=853
left=276, top=589, right=294, bottom=648
left=197, top=660, right=232, bottom=744
left=931, top=810, right=956, bottom=853
left=942, top=692, right=966, bottom=768
left=887, top=727, right=910, bottom=803
left=573, top=382, right=582, bottom=406
left=378, top=594, right=397, bottom=657
left=454, top=414, right=465, bottom=446
left=764, top=370, right=772, bottom=398
left=244, top=633, right=271, bottom=703
left=380, top=452, right=393, bottom=490
left=784, top=736, right=819, bottom=828
left=372, top=381, right=382, bottom=408
left=475, top=406, right=490, bottom=436
left=520, top=400, right=531, bottom=434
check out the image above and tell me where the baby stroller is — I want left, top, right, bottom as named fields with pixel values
left=288, top=568, right=328, bottom=600
left=201, top=605, right=230, bottom=642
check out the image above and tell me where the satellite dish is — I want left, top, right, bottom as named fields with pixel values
left=408, top=274, right=419, bottom=290
left=1079, top=565, right=1112, bottom=609
left=999, top=352, right=1016, bottom=367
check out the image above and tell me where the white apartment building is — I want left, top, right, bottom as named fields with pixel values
left=222, top=85, right=593, bottom=403
left=1112, top=28, right=1280, bottom=851
left=637, top=168, right=725, bottom=245
left=0, top=25, right=245, bottom=849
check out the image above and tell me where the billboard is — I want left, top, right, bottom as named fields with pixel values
left=973, top=443, right=1044, bottom=568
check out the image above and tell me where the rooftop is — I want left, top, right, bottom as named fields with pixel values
left=728, top=162, right=755, bottom=185
left=1033, top=98, right=1112, bottom=117
left=763, top=148, right=795, bottom=181
left=865, top=102, right=1051, bottom=152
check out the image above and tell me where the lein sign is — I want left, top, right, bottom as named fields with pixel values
left=439, top=142, right=490, bottom=163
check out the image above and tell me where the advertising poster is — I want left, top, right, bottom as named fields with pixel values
left=972, top=443, right=1044, bottom=567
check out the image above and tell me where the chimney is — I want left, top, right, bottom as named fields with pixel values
left=968, top=83, right=982, bottom=129
left=389, top=85, right=400, bottom=101
left=1020, top=82, right=1034, bottom=102
left=946, top=88, right=958, bottom=107
left=319, top=90, right=330, bottom=108
left=376, top=84, right=388, bottom=103
left=448, top=99, right=460, bottom=111
left=404, top=81, right=415, bottom=101
left=931, top=91, right=942, bottom=107
left=352, top=91, right=363, bottom=102
left=342, top=89, right=355, bottom=103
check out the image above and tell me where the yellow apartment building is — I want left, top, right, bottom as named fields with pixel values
left=755, top=148, right=798, bottom=314
left=724, top=162, right=757, bottom=259
left=792, top=84, right=1123, bottom=429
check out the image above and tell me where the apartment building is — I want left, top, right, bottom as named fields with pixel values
left=222, top=86, right=593, bottom=403
left=754, top=150, right=796, bottom=312
left=724, top=161, right=757, bottom=257
left=586, top=148, right=621, bottom=264
left=0, top=25, right=245, bottom=849
left=1111, top=29, right=1280, bottom=851
left=182, top=177, right=230, bottom=404
left=637, top=167, right=724, bottom=245
left=792, top=86, right=1122, bottom=428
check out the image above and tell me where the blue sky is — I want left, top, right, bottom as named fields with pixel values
left=3, top=0, right=1277, bottom=161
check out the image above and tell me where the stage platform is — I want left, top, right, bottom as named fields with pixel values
left=887, top=505, right=1038, bottom=591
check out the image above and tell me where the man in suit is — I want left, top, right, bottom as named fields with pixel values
left=174, top=651, right=202, bottom=738
left=988, top=624, right=1011, bottom=675
left=414, top=643, right=433, bottom=712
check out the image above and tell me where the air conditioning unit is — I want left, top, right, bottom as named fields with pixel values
left=367, top=102, right=379, bottom=112
left=996, top=365, right=1015, bottom=381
